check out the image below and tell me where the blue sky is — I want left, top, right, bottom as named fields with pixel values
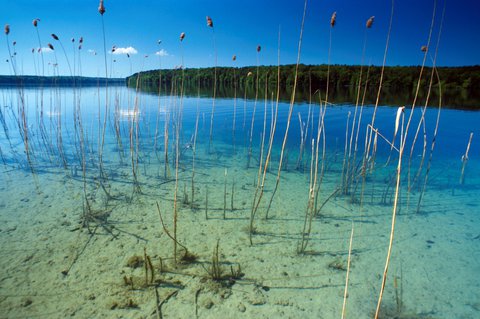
left=1, top=0, right=479, bottom=77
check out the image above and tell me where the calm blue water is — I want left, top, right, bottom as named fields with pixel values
left=0, top=86, right=479, bottom=318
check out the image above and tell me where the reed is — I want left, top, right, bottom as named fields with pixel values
left=340, top=111, right=351, bottom=190
left=232, top=55, right=237, bottom=154
left=299, top=75, right=313, bottom=171
left=191, top=107, right=199, bottom=208
left=412, top=4, right=445, bottom=203
left=224, top=168, right=227, bottom=219
left=299, top=96, right=327, bottom=253
left=374, top=104, right=405, bottom=319
left=247, top=45, right=261, bottom=168
left=249, top=75, right=269, bottom=244
left=97, top=0, right=112, bottom=198
left=298, top=138, right=316, bottom=253
left=359, top=6, right=393, bottom=208
left=295, top=112, right=305, bottom=169
left=265, top=0, right=307, bottom=219
left=459, top=132, right=473, bottom=185
left=130, top=72, right=142, bottom=194
left=231, top=178, right=235, bottom=211
left=205, top=185, right=208, bottom=220
left=156, top=202, right=190, bottom=266
left=172, top=44, right=186, bottom=265
left=405, top=0, right=438, bottom=198
left=417, top=65, right=443, bottom=214
left=341, top=222, right=354, bottom=319
left=153, top=40, right=163, bottom=161
left=207, top=16, right=217, bottom=152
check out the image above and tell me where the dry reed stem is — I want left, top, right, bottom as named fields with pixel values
left=249, top=76, right=269, bottom=244
left=417, top=65, right=442, bottom=213
left=249, top=27, right=281, bottom=225
left=191, top=108, right=199, bottom=207
left=374, top=102, right=405, bottom=319
left=247, top=46, right=261, bottom=168
left=341, top=222, right=354, bottom=319
left=406, top=0, right=438, bottom=196
left=459, top=132, right=473, bottom=185
left=363, top=3, right=394, bottom=177
left=417, top=3, right=445, bottom=212
left=207, top=21, right=217, bottom=152
left=265, top=0, right=308, bottom=219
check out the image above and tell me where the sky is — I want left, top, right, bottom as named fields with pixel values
left=0, top=0, right=479, bottom=78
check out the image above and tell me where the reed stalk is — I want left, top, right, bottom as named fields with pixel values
left=172, top=49, right=186, bottom=265
left=247, top=46, right=261, bottom=168
left=417, top=66, right=443, bottom=214
left=224, top=168, right=227, bottom=219
left=248, top=27, right=282, bottom=227
left=459, top=132, right=473, bottom=185
left=231, top=178, right=235, bottom=211
left=341, top=111, right=351, bottom=190
left=406, top=0, right=438, bottom=197
left=205, top=185, right=208, bottom=219
left=249, top=75, right=270, bottom=244
left=153, top=41, right=163, bottom=160
left=298, top=138, right=315, bottom=253
left=191, top=107, right=199, bottom=208
left=299, top=97, right=327, bottom=253
left=341, top=222, right=354, bottom=319
left=374, top=105, right=405, bottom=319
left=265, top=0, right=307, bottom=219
left=207, top=16, right=217, bottom=152
left=232, top=55, right=237, bottom=154
left=362, top=4, right=393, bottom=176
left=97, top=0, right=112, bottom=198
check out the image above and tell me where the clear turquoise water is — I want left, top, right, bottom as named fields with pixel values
left=0, top=86, right=479, bottom=318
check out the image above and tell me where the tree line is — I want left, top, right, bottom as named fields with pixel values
left=126, top=64, right=480, bottom=109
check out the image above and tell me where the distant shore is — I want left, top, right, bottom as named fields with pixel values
left=0, top=75, right=125, bottom=87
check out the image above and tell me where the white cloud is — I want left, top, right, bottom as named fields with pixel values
left=112, top=46, right=138, bottom=55
left=88, top=49, right=97, bottom=55
left=155, top=49, right=169, bottom=57
left=40, top=47, right=53, bottom=53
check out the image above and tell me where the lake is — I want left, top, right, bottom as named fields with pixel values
left=0, top=85, right=479, bottom=318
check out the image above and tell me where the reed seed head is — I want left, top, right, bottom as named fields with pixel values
left=394, top=106, right=405, bottom=136
left=127, top=53, right=130, bottom=58
left=98, top=0, right=106, bottom=15
left=71, top=38, right=75, bottom=43
left=79, top=37, right=83, bottom=44
left=257, top=45, right=261, bottom=52
left=366, top=16, right=375, bottom=28
left=232, top=55, right=236, bottom=61
left=330, top=12, right=337, bottom=27
left=158, top=39, right=162, bottom=44
left=51, top=33, right=59, bottom=41
left=421, top=45, right=428, bottom=52
left=180, top=32, right=185, bottom=41
left=33, top=19, right=40, bottom=27
left=206, top=16, right=213, bottom=28
left=247, top=71, right=253, bottom=77
left=4, top=24, right=10, bottom=35
left=31, top=48, right=35, bottom=53
left=13, top=41, right=16, bottom=46
left=48, top=43, right=54, bottom=50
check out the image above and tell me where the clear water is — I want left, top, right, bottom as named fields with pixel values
left=0, top=85, right=479, bottom=318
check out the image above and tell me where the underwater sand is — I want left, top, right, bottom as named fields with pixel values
left=0, top=87, right=479, bottom=318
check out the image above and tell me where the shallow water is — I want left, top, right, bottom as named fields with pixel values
left=0, top=85, right=479, bottom=318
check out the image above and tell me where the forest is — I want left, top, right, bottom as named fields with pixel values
left=126, top=64, right=480, bottom=109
